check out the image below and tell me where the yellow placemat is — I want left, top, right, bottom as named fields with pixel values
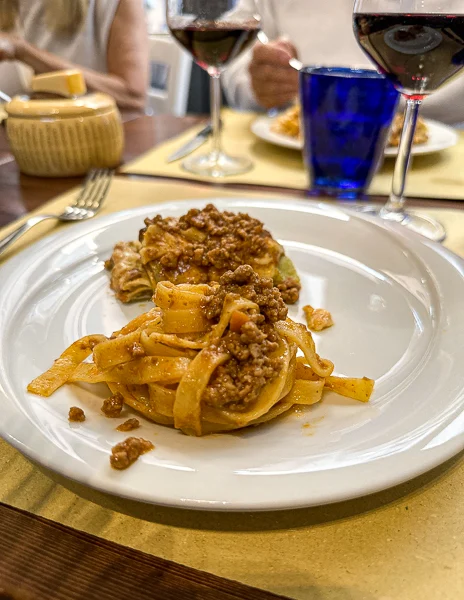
left=121, top=109, right=464, bottom=200
left=121, top=109, right=307, bottom=188
left=1, top=177, right=464, bottom=600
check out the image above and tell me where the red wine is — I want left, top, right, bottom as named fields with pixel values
left=354, top=14, right=464, bottom=98
left=170, top=22, right=260, bottom=73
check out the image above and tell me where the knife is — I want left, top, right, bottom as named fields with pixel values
left=166, top=123, right=213, bottom=163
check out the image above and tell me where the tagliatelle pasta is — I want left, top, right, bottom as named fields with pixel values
left=28, top=266, right=374, bottom=436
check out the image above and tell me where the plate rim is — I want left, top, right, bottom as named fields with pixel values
left=1, top=196, right=464, bottom=511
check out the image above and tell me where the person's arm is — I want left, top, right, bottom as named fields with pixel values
left=222, top=0, right=280, bottom=111
left=248, top=39, right=299, bottom=110
left=9, top=0, right=149, bottom=110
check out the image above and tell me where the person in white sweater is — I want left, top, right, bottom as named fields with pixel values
left=222, top=0, right=464, bottom=125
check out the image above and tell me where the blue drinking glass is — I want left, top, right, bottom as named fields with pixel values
left=300, top=67, right=399, bottom=199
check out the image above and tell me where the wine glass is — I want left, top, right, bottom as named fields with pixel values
left=167, top=0, right=261, bottom=177
left=353, top=0, right=464, bottom=242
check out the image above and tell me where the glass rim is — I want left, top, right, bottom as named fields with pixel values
left=299, top=66, right=386, bottom=79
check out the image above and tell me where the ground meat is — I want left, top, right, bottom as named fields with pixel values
left=202, top=265, right=287, bottom=324
left=203, top=324, right=282, bottom=411
left=201, top=269, right=286, bottom=410
left=178, top=206, right=272, bottom=271
left=112, top=205, right=300, bottom=304
left=137, top=205, right=298, bottom=293
left=101, top=393, right=124, bottom=418
left=116, top=418, right=140, bottom=432
left=140, top=205, right=272, bottom=273
left=159, top=250, right=181, bottom=268
left=68, top=407, right=85, bottom=422
left=110, top=437, right=154, bottom=470
left=278, top=277, right=301, bottom=305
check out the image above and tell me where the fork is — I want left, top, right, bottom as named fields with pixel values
left=0, top=168, right=113, bottom=258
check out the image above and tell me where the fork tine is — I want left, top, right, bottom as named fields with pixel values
left=84, top=169, right=113, bottom=211
left=73, top=169, right=113, bottom=212
left=72, top=169, right=100, bottom=208
left=75, top=169, right=106, bottom=209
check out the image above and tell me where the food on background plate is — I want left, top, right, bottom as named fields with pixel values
left=271, top=104, right=301, bottom=138
left=388, top=113, right=428, bottom=147
left=271, top=104, right=429, bottom=147
left=105, top=204, right=301, bottom=305
left=28, top=266, right=374, bottom=438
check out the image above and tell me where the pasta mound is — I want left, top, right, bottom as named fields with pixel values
left=28, top=266, right=374, bottom=437
left=105, top=204, right=301, bottom=305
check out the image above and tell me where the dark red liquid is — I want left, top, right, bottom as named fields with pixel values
left=170, top=22, right=260, bottom=73
left=354, top=14, right=464, bottom=97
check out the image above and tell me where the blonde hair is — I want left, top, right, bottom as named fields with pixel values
left=0, top=0, right=89, bottom=34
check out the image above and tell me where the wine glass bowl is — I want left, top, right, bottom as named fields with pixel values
left=354, top=13, right=464, bottom=98
left=353, top=1, right=464, bottom=242
left=167, top=1, right=261, bottom=177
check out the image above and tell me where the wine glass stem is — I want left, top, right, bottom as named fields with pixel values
left=382, top=97, right=422, bottom=219
left=210, top=73, right=222, bottom=160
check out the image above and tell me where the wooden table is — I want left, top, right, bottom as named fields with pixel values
left=0, top=113, right=462, bottom=599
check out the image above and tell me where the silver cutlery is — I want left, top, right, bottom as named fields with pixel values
left=166, top=123, right=213, bottom=163
left=0, top=90, right=11, bottom=103
left=257, top=31, right=303, bottom=71
left=289, top=57, right=303, bottom=71
left=0, top=168, right=113, bottom=258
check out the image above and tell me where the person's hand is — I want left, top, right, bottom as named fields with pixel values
left=0, top=34, right=19, bottom=61
left=249, top=38, right=299, bottom=110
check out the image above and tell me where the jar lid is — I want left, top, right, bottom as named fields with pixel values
left=5, top=92, right=117, bottom=118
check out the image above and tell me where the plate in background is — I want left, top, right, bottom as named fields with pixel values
left=252, top=115, right=459, bottom=157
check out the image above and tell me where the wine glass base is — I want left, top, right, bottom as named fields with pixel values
left=352, top=206, right=446, bottom=243
left=182, top=151, right=253, bottom=178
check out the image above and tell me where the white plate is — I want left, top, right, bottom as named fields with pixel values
left=251, top=115, right=459, bottom=157
left=383, top=119, right=459, bottom=157
left=251, top=116, right=302, bottom=151
left=1, top=198, right=464, bottom=511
